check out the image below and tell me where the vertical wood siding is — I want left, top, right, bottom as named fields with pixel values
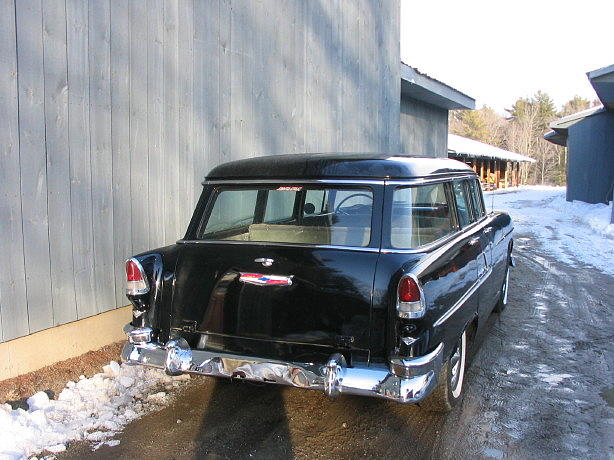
left=400, top=96, right=448, bottom=157
left=0, top=0, right=400, bottom=342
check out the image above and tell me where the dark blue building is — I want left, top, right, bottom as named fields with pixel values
left=545, top=64, right=614, bottom=206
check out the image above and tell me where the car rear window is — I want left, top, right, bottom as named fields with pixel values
left=197, top=185, right=373, bottom=247
left=391, top=183, right=455, bottom=248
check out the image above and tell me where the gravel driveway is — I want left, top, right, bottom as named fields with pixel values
left=62, top=233, right=614, bottom=459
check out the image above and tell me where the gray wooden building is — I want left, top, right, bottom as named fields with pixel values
left=545, top=64, right=614, bottom=205
left=0, top=0, right=472, bottom=350
left=400, top=64, right=474, bottom=156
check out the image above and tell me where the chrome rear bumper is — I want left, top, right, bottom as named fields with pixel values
left=122, top=325, right=444, bottom=404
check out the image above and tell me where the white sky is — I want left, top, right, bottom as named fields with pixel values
left=400, top=0, right=614, bottom=114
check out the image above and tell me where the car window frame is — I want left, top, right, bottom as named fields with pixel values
left=469, top=178, right=487, bottom=219
left=191, top=182, right=384, bottom=250
left=451, top=179, right=476, bottom=228
left=384, top=181, right=460, bottom=250
left=379, top=174, right=487, bottom=254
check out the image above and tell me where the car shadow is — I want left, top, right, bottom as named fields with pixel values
left=192, top=378, right=293, bottom=459
left=192, top=376, right=463, bottom=459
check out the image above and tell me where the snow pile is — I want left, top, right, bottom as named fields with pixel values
left=486, top=186, right=614, bottom=274
left=0, top=361, right=190, bottom=459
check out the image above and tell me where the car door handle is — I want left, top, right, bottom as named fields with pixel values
left=469, top=237, right=480, bottom=246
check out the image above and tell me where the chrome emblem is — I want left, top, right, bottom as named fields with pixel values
left=255, top=258, right=274, bottom=267
left=239, top=273, right=293, bottom=286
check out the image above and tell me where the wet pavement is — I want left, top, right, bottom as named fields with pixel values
left=63, top=234, right=614, bottom=459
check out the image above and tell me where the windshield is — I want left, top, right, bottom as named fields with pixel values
left=196, top=185, right=373, bottom=247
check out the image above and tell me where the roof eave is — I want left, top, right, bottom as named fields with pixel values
left=587, top=64, right=614, bottom=80
left=548, top=106, right=605, bottom=130
left=401, top=63, right=475, bottom=110
left=544, top=130, right=567, bottom=147
left=587, top=64, right=614, bottom=110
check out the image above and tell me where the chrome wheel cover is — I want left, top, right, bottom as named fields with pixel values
left=502, top=269, right=510, bottom=305
left=450, top=331, right=466, bottom=398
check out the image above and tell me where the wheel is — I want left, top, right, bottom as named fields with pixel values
left=493, top=264, right=510, bottom=313
left=419, top=330, right=467, bottom=412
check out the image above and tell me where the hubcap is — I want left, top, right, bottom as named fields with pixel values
left=502, top=269, right=510, bottom=305
left=450, top=331, right=466, bottom=398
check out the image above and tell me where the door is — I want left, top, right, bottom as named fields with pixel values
left=441, top=180, right=484, bottom=328
left=171, top=183, right=384, bottom=355
left=466, top=178, right=500, bottom=316
left=382, top=181, right=480, bottom=354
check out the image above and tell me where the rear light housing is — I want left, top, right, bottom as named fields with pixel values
left=397, top=274, right=426, bottom=319
left=126, top=258, right=150, bottom=296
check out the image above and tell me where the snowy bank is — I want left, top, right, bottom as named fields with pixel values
left=0, top=361, right=189, bottom=459
left=486, top=186, right=614, bottom=275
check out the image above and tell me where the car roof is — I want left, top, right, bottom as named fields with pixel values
left=205, top=153, right=475, bottom=180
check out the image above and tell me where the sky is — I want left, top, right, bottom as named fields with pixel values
left=400, top=0, right=614, bottom=114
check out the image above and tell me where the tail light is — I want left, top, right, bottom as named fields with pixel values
left=397, top=274, right=426, bottom=319
left=126, top=258, right=150, bottom=296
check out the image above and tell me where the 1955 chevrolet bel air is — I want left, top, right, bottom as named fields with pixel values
left=122, top=153, right=513, bottom=411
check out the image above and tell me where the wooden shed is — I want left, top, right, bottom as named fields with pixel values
left=448, top=134, right=536, bottom=190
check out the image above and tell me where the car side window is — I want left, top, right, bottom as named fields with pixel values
left=264, top=190, right=297, bottom=223
left=468, top=179, right=485, bottom=219
left=304, top=189, right=326, bottom=216
left=391, top=183, right=455, bottom=248
left=452, top=181, right=472, bottom=227
left=205, top=189, right=259, bottom=233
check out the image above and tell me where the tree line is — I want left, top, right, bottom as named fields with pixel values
left=450, top=92, right=600, bottom=185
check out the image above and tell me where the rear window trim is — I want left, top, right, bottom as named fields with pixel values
left=193, top=182, right=381, bottom=249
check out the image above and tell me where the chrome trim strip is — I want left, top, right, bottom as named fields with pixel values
left=495, top=228, right=514, bottom=246
left=433, top=267, right=493, bottom=327
left=385, top=173, right=477, bottom=186
left=381, top=215, right=489, bottom=254
left=176, top=239, right=381, bottom=252
left=203, top=178, right=385, bottom=185
left=381, top=230, right=458, bottom=254
left=380, top=214, right=491, bottom=255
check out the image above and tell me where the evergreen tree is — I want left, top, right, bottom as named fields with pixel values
left=559, top=96, right=592, bottom=117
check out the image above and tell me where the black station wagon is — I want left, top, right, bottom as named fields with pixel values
left=122, top=153, right=513, bottom=411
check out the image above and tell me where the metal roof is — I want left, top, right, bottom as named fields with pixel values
left=206, top=153, right=474, bottom=180
left=587, top=64, right=614, bottom=111
left=587, top=64, right=614, bottom=80
left=544, top=105, right=606, bottom=147
left=448, top=134, right=536, bottom=163
left=544, top=64, right=613, bottom=147
left=549, top=105, right=605, bottom=130
left=401, top=63, right=475, bottom=111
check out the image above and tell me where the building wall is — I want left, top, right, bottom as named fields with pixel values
left=0, top=0, right=400, bottom=343
left=399, top=96, right=448, bottom=157
left=567, top=111, right=614, bottom=204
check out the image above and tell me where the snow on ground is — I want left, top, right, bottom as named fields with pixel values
left=485, top=186, right=614, bottom=275
left=0, top=361, right=190, bottom=459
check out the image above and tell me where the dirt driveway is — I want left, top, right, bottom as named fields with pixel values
left=63, top=234, right=614, bottom=459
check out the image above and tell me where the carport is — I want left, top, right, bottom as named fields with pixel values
left=448, top=134, right=536, bottom=190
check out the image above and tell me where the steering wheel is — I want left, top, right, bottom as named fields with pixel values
left=334, top=193, right=373, bottom=214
